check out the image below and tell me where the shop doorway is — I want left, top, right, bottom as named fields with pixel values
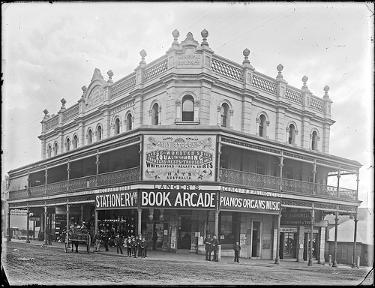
left=251, top=221, right=261, bottom=258
left=303, top=232, right=319, bottom=261
left=178, top=216, right=192, bottom=250
left=280, top=232, right=297, bottom=259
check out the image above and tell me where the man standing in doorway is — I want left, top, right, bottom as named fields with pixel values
left=204, top=234, right=212, bottom=261
left=211, top=235, right=219, bottom=262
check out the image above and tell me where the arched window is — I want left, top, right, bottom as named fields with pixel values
left=311, top=131, right=318, bottom=150
left=87, top=129, right=93, bottom=144
left=97, top=125, right=102, bottom=141
left=182, top=95, right=194, bottom=121
left=115, top=118, right=120, bottom=135
left=259, top=114, right=266, bottom=137
left=53, top=142, right=58, bottom=156
left=288, top=124, right=296, bottom=144
left=126, top=113, right=133, bottom=131
left=66, top=138, right=71, bottom=152
left=221, top=103, right=229, bottom=127
left=72, top=135, right=78, bottom=149
left=47, top=145, right=52, bottom=158
left=151, top=103, right=159, bottom=125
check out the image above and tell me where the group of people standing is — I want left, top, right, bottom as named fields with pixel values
left=204, top=234, right=219, bottom=262
left=93, top=230, right=148, bottom=258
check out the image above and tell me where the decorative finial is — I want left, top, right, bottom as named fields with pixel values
left=276, top=64, right=284, bottom=79
left=140, top=49, right=147, bottom=64
left=243, top=48, right=250, bottom=64
left=302, top=75, right=308, bottom=88
left=43, top=109, right=49, bottom=116
left=172, top=29, right=180, bottom=41
left=60, top=98, right=66, bottom=109
left=201, top=29, right=209, bottom=46
left=186, top=32, right=194, bottom=40
left=81, top=86, right=87, bottom=93
left=323, top=85, right=330, bottom=98
left=107, top=70, right=113, bottom=83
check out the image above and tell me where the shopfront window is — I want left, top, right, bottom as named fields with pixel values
left=219, top=213, right=234, bottom=244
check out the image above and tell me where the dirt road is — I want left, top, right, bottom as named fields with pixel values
left=2, top=241, right=372, bottom=285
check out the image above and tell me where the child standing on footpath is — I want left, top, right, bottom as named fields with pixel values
left=233, top=241, right=241, bottom=263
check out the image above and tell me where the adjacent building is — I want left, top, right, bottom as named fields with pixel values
left=6, top=29, right=361, bottom=265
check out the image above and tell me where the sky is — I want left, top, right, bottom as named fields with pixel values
left=2, top=2, right=374, bottom=208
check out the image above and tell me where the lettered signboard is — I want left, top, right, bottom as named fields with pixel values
left=143, top=135, right=216, bottom=182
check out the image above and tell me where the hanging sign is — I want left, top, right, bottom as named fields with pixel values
left=95, top=191, right=138, bottom=209
left=143, top=135, right=216, bottom=182
left=140, top=191, right=217, bottom=209
left=220, top=191, right=280, bottom=213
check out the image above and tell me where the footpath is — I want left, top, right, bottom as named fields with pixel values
left=4, top=238, right=371, bottom=272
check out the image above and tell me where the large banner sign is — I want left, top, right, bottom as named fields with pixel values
left=220, top=191, right=281, bottom=213
left=96, top=191, right=138, bottom=209
left=140, top=191, right=217, bottom=209
left=143, top=135, right=216, bottom=182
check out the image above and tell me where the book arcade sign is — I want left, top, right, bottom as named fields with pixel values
left=143, top=135, right=216, bottom=182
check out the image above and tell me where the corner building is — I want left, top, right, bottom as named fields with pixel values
left=7, top=29, right=361, bottom=264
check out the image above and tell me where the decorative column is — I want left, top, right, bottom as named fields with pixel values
left=279, top=152, right=284, bottom=192
left=336, top=170, right=341, bottom=198
left=214, top=210, right=219, bottom=237
left=308, top=206, right=315, bottom=266
left=352, top=209, right=358, bottom=268
left=94, top=209, right=98, bottom=235
left=66, top=203, right=70, bottom=234
left=312, top=160, right=317, bottom=195
left=44, top=168, right=48, bottom=196
left=7, top=208, right=11, bottom=242
left=26, top=207, right=30, bottom=243
left=332, top=209, right=339, bottom=267
left=80, top=204, right=84, bottom=224
left=96, top=151, right=100, bottom=185
left=137, top=208, right=142, bottom=236
left=355, top=172, right=359, bottom=201
left=274, top=210, right=282, bottom=264
left=216, top=136, right=221, bottom=182
left=44, top=205, right=48, bottom=245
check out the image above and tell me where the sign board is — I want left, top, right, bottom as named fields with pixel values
left=143, top=135, right=216, bottom=182
left=220, top=191, right=280, bottom=213
left=95, top=191, right=138, bottom=210
left=280, top=227, right=298, bottom=233
left=281, top=209, right=313, bottom=226
left=140, top=191, right=217, bottom=209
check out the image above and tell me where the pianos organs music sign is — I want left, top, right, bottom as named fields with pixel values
left=143, top=135, right=216, bottom=182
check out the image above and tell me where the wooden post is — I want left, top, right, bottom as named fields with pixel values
left=308, top=207, right=314, bottom=266
left=216, top=136, right=221, bottom=182
left=26, top=207, right=30, bottom=243
left=7, top=208, right=11, bottom=242
left=95, top=151, right=100, bottom=185
left=352, top=210, right=358, bottom=268
left=274, top=211, right=281, bottom=264
left=44, top=205, right=48, bottom=245
left=332, top=210, right=339, bottom=267
left=137, top=208, right=142, bottom=236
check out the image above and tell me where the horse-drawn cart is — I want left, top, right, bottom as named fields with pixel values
left=64, top=227, right=91, bottom=253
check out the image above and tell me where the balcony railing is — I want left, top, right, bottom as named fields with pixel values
left=220, top=168, right=357, bottom=201
left=10, top=167, right=140, bottom=201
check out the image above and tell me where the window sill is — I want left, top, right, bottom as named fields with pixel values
left=175, top=121, right=200, bottom=125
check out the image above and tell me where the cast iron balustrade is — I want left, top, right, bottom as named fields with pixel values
left=69, top=175, right=97, bottom=191
left=220, top=168, right=279, bottom=191
left=97, top=167, right=140, bottom=186
left=46, top=180, right=68, bottom=196
left=29, top=185, right=46, bottom=197
left=8, top=189, right=28, bottom=201
left=219, top=168, right=357, bottom=201
left=8, top=167, right=140, bottom=201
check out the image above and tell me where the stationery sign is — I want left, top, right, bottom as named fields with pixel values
left=95, top=191, right=138, bottom=210
left=143, top=135, right=216, bottom=182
